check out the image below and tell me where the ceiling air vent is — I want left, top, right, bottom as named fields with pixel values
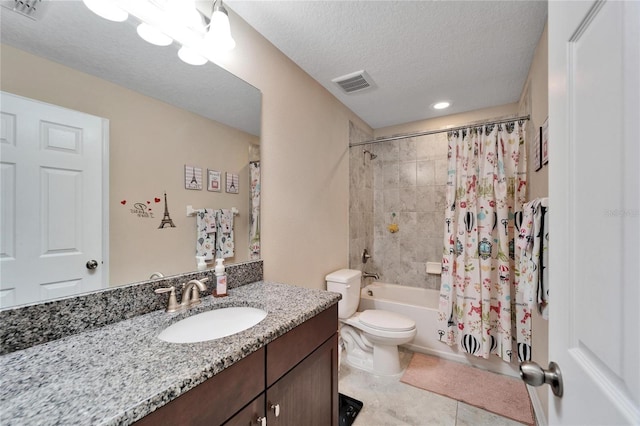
left=332, top=70, right=375, bottom=94
left=2, top=0, right=42, bottom=20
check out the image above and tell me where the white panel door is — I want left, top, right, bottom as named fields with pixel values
left=548, top=1, right=639, bottom=424
left=0, top=92, right=107, bottom=307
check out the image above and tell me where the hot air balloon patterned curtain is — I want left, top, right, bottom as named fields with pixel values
left=437, top=120, right=527, bottom=363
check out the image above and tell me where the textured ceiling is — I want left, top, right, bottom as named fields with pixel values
left=0, top=0, right=261, bottom=136
left=1, top=1, right=547, bottom=133
left=226, top=0, right=548, bottom=129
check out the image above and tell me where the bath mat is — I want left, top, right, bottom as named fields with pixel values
left=400, top=353, right=534, bottom=425
left=339, top=393, right=363, bottom=426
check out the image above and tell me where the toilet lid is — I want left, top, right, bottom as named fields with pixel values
left=359, top=310, right=416, bottom=332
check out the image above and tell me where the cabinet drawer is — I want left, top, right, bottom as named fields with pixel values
left=266, top=304, right=337, bottom=386
left=135, top=347, right=265, bottom=426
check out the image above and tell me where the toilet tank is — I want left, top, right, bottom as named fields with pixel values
left=325, top=269, right=361, bottom=319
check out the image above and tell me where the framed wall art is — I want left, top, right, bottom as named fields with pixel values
left=541, top=117, right=549, bottom=166
left=184, top=165, right=202, bottom=190
left=533, top=126, right=542, bottom=171
left=226, top=172, right=239, bottom=194
left=207, top=169, right=221, bottom=192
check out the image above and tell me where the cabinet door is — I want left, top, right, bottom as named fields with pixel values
left=134, top=347, right=265, bottom=426
left=224, top=394, right=265, bottom=426
left=266, top=335, right=338, bottom=426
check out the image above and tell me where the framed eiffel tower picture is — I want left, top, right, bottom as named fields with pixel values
left=184, top=165, right=202, bottom=190
left=226, top=172, right=239, bottom=194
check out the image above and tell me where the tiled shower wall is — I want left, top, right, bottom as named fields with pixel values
left=350, top=123, right=448, bottom=290
left=348, top=122, right=374, bottom=271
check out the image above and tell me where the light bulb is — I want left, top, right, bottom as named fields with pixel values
left=205, top=2, right=236, bottom=52
left=137, top=23, right=173, bottom=47
left=178, top=46, right=207, bottom=66
left=82, top=0, right=128, bottom=22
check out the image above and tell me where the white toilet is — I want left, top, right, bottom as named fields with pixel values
left=326, top=269, right=416, bottom=376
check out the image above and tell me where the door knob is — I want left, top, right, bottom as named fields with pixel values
left=519, top=361, right=563, bottom=397
left=86, top=260, right=99, bottom=270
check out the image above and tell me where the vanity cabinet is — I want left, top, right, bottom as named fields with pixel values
left=135, top=304, right=338, bottom=426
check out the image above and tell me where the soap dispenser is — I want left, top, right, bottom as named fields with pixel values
left=214, top=258, right=227, bottom=297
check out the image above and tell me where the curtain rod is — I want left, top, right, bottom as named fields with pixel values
left=349, top=115, right=531, bottom=147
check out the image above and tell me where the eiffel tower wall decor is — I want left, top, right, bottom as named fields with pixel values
left=158, top=192, right=176, bottom=229
left=185, top=165, right=203, bottom=190
left=226, top=172, right=239, bottom=194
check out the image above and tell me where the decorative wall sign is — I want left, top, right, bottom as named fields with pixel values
left=120, top=196, right=162, bottom=219
left=185, top=165, right=202, bottom=190
left=207, top=169, right=221, bottom=192
left=226, top=172, right=239, bottom=194
left=541, top=117, right=549, bottom=166
left=129, top=202, right=154, bottom=218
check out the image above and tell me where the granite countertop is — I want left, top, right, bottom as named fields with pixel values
left=0, top=281, right=341, bottom=425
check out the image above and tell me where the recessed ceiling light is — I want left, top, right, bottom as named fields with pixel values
left=433, top=102, right=451, bottom=110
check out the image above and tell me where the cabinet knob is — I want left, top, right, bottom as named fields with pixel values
left=256, top=416, right=266, bottom=426
left=271, top=403, right=280, bottom=417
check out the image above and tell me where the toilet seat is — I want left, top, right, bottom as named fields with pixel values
left=342, top=311, right=416, bottom=340
left=359, top=310, right=415, bottom=332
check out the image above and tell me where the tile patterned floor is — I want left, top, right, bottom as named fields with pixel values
left=338, top=349, right=529, bottom=426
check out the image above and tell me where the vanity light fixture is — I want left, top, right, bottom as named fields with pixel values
left=82, top=0, right=236, bottom=66
left=178, top=45, right=208, bottom=66
left=205, top=0, right=236, bottom=52
left=433, top=101, right=451, bottom=110
left=81, top=0, right=128, bottom=22
left=136, top=22, right=173, bottom=46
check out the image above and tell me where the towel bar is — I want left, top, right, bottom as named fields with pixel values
left=186, top=206, right=239, bottom=216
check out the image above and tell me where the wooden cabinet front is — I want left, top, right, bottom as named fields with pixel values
left=135, top=304, right=338, bottom=426
left=134, top=347, right=265, bottom=426
left=266, top=335, right=338, bottom=426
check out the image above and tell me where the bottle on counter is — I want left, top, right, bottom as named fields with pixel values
left=214, top=258, right=227, bottom=297
left=196, top=256, right=207, bottom=271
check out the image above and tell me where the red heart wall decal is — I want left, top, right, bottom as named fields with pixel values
left=120, top=200, right=127, bottom=205
left=147, top=201, right=151, bottom=204
left=155, top=197, right=161, bottom=203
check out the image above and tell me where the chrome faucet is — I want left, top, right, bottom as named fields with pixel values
left=362, top=271, right=379, bottom=280
left=154, top=278, right=209, bottom=313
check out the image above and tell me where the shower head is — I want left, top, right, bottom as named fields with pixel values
left=363, top=149, right=377, bottom=160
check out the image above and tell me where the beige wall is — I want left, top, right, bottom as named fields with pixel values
left=1, top=44, right=257, bottom=286
left=518, top=24, right=550, bottom=420
left=374, top=103, right=519, bottom=139
left=213, top=11, right=372, bottom=289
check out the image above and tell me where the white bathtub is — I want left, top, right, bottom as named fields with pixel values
left=358, top=282, right=518, bottom=377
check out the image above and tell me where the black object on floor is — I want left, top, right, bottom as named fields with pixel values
left=339, top=393, right=363, bottom=426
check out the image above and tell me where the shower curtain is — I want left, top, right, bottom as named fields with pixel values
left=249, top=161, right=261, bottom=259
left=437, top=120, right=527, bottom=362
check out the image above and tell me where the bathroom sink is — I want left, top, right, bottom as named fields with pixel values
left=157, top=307, right=268, bottom=343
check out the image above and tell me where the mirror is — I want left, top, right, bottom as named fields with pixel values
left=0, top=1, right=261, bottom=307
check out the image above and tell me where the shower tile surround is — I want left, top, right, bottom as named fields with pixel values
left=0, top=260, right=263, bottom=354
left=349, top=124, right=447, bottom=290
left=349, top=122, right=375, bottom=271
